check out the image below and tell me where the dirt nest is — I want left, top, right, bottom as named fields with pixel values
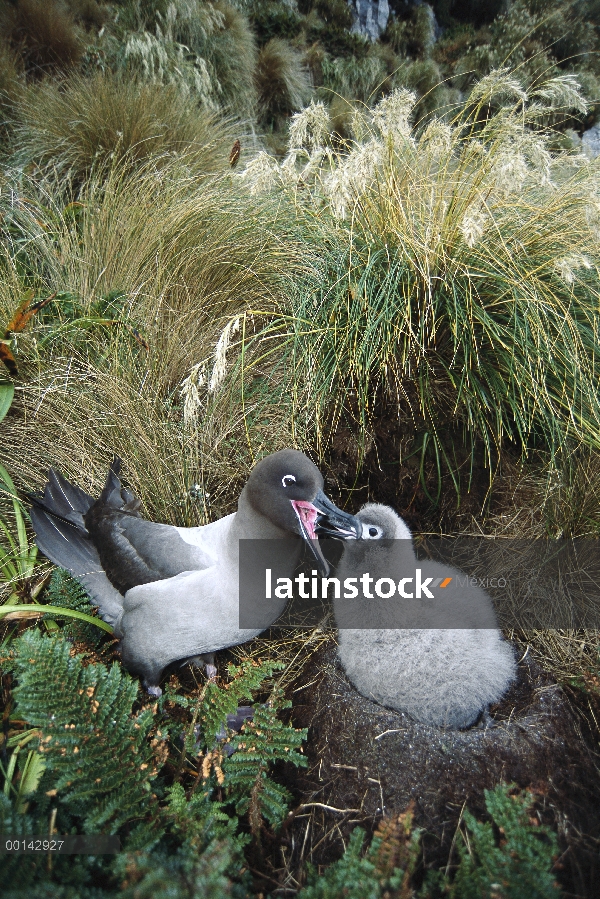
left=287, top=640, right=600, bottom=892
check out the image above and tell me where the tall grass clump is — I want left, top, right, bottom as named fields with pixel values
left=445, top=0, right=600, bottom=106
left=12, top=70, right=236, bottom=183
left=255, top=38, right=313, bottom=127
left=122, top=0, right=258, bottom=117
left=320, top=50, right=389, bottom=105
left=240, top=71, right=600, bottom=485
left=169, top=0, right=258, bottom=117
left=0, top=44, right=24, bottom=131
left=0, top=0, right=83, bottom=75
left=0, top=158, right=313, bottom=521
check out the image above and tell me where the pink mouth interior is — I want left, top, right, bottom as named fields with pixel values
left=291, top=500, right=319, bottom=540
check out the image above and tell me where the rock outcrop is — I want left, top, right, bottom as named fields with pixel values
left=582, top=123, right=600, bottom=158
left=348, top=0, right=390, bottom=42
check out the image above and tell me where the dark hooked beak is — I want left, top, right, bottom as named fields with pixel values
left=312, top=491, right=361, bottom=541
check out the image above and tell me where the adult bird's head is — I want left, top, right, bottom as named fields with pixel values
left=241, top=449, right=360, bottom=575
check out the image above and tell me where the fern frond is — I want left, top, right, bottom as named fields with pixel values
left=224, top=688, right=308, bottom=833
left=450, top=785, right=561, bottom=899
left=200, top=657, right=284, bottom=746
left=9, top=630, right=163, bottom=837
left=43, top=568, right=106, bottom=648
left=297, top=828, right=381, bottom=899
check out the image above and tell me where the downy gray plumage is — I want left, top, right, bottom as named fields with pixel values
left=335, top=504, right=516, bottom=728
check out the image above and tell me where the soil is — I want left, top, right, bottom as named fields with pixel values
left=323, top=409, right=516, bottom=536
left=282, top=641, right=600, bottom=896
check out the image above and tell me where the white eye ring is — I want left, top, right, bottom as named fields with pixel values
left=362, top=523, right=383, bottom=539
left=282, top=474, right=296, bottom=487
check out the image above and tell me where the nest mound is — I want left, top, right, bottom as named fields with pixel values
left=289, top=641, right=600, bottom=888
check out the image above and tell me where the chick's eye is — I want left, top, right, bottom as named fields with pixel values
left=369, top=527, right=379, bottom=537
left=282, top=474, right=296, bottom=488
left=362, top=524, right=382, bottom=539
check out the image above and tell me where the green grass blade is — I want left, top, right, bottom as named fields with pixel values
left=0, top=605, right=114, bottom=633
left=0, top=381, right=14, bottom=424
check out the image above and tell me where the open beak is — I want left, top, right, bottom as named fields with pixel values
left=290, top=499, right=331, bottom=576
left=312, top=490, right=361, bottom=541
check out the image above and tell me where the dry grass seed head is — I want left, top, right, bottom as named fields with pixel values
left=0, top=159, right=313, bottom=520
left=239, top=71, right=600, bottom=487
left=196, top=0, right=258, bottom=118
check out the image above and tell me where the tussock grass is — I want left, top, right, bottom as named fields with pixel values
left=173, top=0, right=258, bottom=117
left=67, top=0, right=110, bottom=31
left=255, top=38, right=313, bottom=126
left=122, top=0, right=258, bottom=118
left=1, top=0, right=83, bottom=74
left=0, top=44, right=24, bottom=121
left=320, top=50, right=388, bottom=106
left=518, top=629, right=600, bottom=684
left=12, top=71, right=237, bottom=182
left=0, top=159, right=315, bottom=522
left=484, top=449, right=600, bottom=541
left=242, top=72, right=600, bottom=491
left=392, top=57, right=458, bottom=119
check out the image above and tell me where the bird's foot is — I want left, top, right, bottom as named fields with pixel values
left=215, top=705, right=255, bottom=754
left=205, top=663, right=218, bottom=680
left=186, top=707, right=254, bottom=755
left=187, top=654, right=217, bottom=680
left=145, top=683, right=162, bottom=698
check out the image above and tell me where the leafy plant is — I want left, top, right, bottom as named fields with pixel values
left=166, top=657, right=308, bottom=836
left=297, top=787, right=559, bottom=899
left=442, top=785, right=561, bottom=899
left=298, top=828, right=384, bottom=899
left=0, top=622, right=312, bottom=893
left=7, top=628, right=161, bottom=839
left=0, top=476, right=109, bottom=631
left=111, top=779, right=250, bottom=898
left=1, top=728, right=46, bottom=815
left=224, top=685, right=307, bottom=833
left=199, top=658, right=285, bottom=746
left=41, top=567, right=112, bottom=645
left=298, top=806, right=421, bottom=898
left=0, top=461, right=38, bottom=602
left=0, top=566, right=113, bottom=634
left=0, top=379, right=14, bottom=423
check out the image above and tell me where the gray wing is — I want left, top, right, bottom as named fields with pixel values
left=30, top=506, right=124, bottom=628
left=118, top=515, right=217, bottom=577
left=86, top=513, right=216, bottom=594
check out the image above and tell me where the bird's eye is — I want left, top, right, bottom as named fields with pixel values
left=362, top=523, right=383, bottom=539
left=282, top=474, right=296, bottom=487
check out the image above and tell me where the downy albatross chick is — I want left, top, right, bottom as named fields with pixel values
left=30, top=450, right=359, bottom=695
left=335, top=504, right=516, bottom=728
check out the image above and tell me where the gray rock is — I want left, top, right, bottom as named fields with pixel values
left=348, top=0, right=390, bottom=42
left=582, top=123, right=600, bottom=159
